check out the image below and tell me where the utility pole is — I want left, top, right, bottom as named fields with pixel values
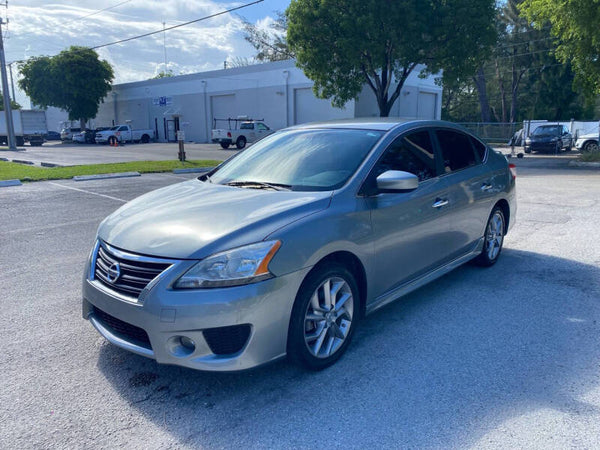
left=0, top=18, right=16, bottom=150
left=8, top=61, right=15, bottom=100
left=162, top=21, right=167, bottom=73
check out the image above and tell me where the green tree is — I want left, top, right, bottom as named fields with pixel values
left=152, top=70, right=174, bottom=79
left=286, top=0, right=496, bottom=117
left=18, top=46, right=114, bottom=129
left=0, top=92, right=21, bottom=111
left=521, top=0, right=600, bottom=94
left=243, top=11, right=295, bottom=62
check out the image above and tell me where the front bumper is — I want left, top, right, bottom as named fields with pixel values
left=82, top=251, right=309, bottom=371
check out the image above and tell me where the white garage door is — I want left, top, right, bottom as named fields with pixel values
left=211, top=94, right=236, bottom=126
left=294, top=88, right=348, bottom=125
left=417, top=92, right=437, bottom=119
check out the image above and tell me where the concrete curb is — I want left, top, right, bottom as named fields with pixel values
left=568, top=160, right=600, bottom=168
left=73, top=171, right=141, bottom=181
left=41, top=162, right=62, bottom=168
left=0, top=179, right=22, bottom=187
left=12, top=159, right=34, bottom=165
left=172, top=167, right=213, bottom=174
left=0, top=157, right=8, bottom=161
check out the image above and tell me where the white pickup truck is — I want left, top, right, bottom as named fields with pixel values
left=211, top=118, right=273, bottom=149
left=95, top=124, right=154, bottom=145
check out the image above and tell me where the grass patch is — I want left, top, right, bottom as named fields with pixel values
left=580, top=152, right=600, bottom=162
left=0, top=159, right=221, bottom=182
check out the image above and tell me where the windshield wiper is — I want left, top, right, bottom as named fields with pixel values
left=225, top=180, right=292, bottom=191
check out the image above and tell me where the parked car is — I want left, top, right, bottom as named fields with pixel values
left=73, top=129, right=96, bottom=144
left=95, top=124, right=154, bottom=145
left=60, top=127, right=81, bottom=141
left=44, top=131, right=61, bottom=141
left=82, top=119, right=517, bottom=372
left=574, top=133, right=599, bottom=153
left=211, top=118, right=273, bottom=149
left=524, top=125, right=572, bottom=153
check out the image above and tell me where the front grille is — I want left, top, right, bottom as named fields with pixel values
left=203, top=324, right=251, bottom=355
left=94, top=243, right=171, bottom=300
left=93, top=306, right=151, bottom=349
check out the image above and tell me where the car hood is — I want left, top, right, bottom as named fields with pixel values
left=97, top=179, right=332, bottom=259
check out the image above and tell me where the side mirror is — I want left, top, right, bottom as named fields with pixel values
left=376, top=170, right=419, bottom=192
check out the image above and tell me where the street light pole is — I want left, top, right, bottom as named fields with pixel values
left=0, top=18, right=17, bottom=150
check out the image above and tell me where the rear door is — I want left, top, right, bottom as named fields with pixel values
left=433, top=128, right=494, bottom=258
left=366, top=128, right=454, bottom=298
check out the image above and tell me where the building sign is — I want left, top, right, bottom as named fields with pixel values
left=153, top=96, right=173, bottom=106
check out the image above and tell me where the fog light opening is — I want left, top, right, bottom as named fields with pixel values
left=167, top=335, right=196, bottom=357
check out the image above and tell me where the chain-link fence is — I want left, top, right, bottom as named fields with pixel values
left=455, top=122, right=519, bottom=145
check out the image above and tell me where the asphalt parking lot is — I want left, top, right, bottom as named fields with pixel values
left=1, top=166, right=599, bottom=448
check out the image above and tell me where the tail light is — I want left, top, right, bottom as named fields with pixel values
left=227, top=132, right=232, bottom=138
left=509, top=163, right=517, bottom=180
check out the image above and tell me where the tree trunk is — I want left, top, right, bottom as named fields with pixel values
left=79, top=118, right=86, bottom=130
left=473, top=67, right=491, bottom=122
left=495, top=60, right=507, bottom=123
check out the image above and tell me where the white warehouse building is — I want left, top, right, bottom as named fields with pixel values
left=94, top=59, right=442, bottom=143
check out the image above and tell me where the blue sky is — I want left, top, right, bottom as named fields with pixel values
left=3, top=0, right=293, bottom=106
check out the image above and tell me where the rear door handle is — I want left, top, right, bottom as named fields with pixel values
left=481, top=183, right=493, bottom=191
left=432, top=199, right=449, bottom=208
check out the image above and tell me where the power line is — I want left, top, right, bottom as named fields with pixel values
left=91, top=0, right=264, bottom=50
left=77, top=0, right=134, bottom=20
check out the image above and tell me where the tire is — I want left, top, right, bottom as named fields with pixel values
left=141, top=134, right=150, bottom=144
left=236, top=136, right=247, bottom=149
left=524, top=147, right=531, bottom=154
left=108, top=136, right=118, bottom=146
left=288, top=263, right=360, bottom=370
left=583, top=141, right=598, bottom=153
left=16, top=136, right=25, bottom=146
left=220, top=142, right=230, bottom=149
left=473, top=207, right=506, bottom=267
left=29, top=142, right=43, bottom=147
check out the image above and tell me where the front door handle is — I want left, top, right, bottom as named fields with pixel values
left=432, top=199, right=449, bottom=208
left=481, top=183, right=493, bottom=191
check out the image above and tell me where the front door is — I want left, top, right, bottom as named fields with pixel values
left=366, top=129, right=452, bottom=299
left=166, top=120, right=176, bottom=142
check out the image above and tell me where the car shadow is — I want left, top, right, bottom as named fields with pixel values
left=97, top=248, right=600, bottom=447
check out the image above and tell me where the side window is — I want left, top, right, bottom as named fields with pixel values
left=470, top=136, right=487, bottom=162
left=257, top=123, right=268, bottom=131
left=119, top=126, right=128, bottom=131
left=436, top=129, right=477, bottom=173
left=374, top=130, right=437, bottom=182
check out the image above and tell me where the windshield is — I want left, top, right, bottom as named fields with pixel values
left=209, top=129, right=384, bottom=191
left=532, top=126, right=560, bottom=136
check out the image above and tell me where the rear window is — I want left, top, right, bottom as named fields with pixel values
left=436, top=129, right=477, bottom=173
left=470, top=136, right=487, bottom=161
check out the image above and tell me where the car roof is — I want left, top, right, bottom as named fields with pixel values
left=288, top=118, right=466, bottom=132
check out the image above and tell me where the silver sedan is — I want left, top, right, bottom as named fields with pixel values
left=82, top=119, right=517, bottom=371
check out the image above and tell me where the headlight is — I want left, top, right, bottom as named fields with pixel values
left=174, top=240, right=281, bottom=289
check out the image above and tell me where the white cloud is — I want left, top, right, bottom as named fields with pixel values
left=3, top=0, right=274, bottom=106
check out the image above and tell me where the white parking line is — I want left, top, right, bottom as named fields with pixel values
left=48, top=182, right=127, bottom=203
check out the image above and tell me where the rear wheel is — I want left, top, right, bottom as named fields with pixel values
left=236, top=136, right=247, bottom=149
left=473, top=207, right=505, bottom=267
left=141, top=134, right=150, bottom=144
left=220, top=142, right=230, bottom=149
left=288, top=264, right=359, bottom=370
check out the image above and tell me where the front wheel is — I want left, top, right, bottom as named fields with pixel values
left=583, top=141, right=599, bottom=153
left=473, top=207, right=505, bottom=267
left=141, top=134, right=150, bottom=144
left=288, top=264, right=359, bottom=370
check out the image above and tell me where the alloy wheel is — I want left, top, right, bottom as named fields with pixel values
left=486, top=211, right=504, bottom=261
left=304, top=277, right=354, bottom=359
